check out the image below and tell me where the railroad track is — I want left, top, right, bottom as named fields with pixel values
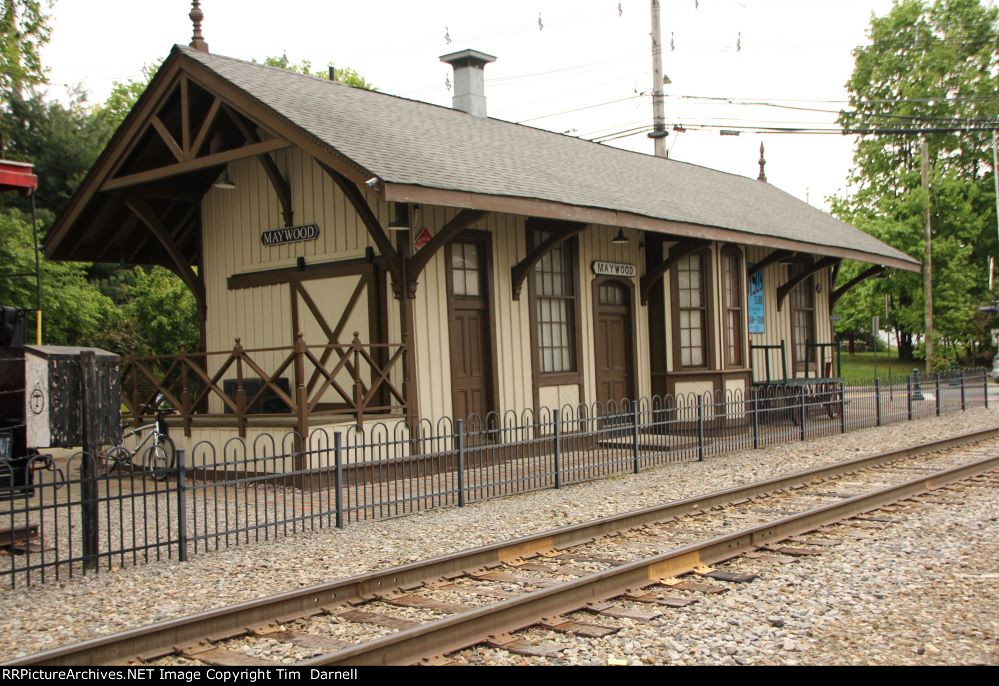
left=9, top=427, right=999, bottom=667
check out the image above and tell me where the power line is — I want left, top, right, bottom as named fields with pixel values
left=516, top=93, right=648, bottom=123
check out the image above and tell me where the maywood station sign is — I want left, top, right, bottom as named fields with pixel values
left=592, top=260, right=637, bottom=278
left=261, top=223, right=320, bottom=247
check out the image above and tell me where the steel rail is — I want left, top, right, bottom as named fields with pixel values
left=8, top=425, right=999, bottom=667
left=306, top=452, right=999, bottom=666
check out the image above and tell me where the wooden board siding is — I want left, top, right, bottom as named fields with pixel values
left=202, top=150, right=388, bottom=411
left=203, top=150, right=385, bottom=350
left=745, top=246, right=834, bottom=382
left=411, top=208, right=533, bottom=423
left=538, top=384, right=581, bottom=412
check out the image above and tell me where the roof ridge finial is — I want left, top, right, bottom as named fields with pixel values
left=757, top=141, right=767, bottom=182
left=189, top=1, right=209, bottom=53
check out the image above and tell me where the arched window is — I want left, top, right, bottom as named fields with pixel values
left=721, top=246, right=745, bottom=368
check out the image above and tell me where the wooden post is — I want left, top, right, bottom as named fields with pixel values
left=293, top=332, right=309, bottom=465
left=233, top=338, right=246, bottom=438
left=352, top=333, right=364, bottom=430
left=79, top=351, right=100, bottom=572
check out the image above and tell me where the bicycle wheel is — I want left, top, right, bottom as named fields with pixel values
left=98, top=446, right=131, bottom=476
left=143, top=435, right=176, bottom=482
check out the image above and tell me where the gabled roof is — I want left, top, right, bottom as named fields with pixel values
left=47, top=44, right=920, bottom=272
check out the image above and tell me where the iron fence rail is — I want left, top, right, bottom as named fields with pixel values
left=0, top=369, right=990, bottom=587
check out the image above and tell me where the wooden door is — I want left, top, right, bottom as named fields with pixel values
left=593, top=281, right=634, bottom=409
left=447, top=238, right=494, bottom=424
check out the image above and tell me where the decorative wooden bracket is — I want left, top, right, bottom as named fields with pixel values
left=748, top=249, right=793, bottom=277
left=407, top=209, right=487, bottom=292
left=101, top=74, right=292, bottom=192
left=510, top=222, right=587, bottom=300
left=124, top=197, right=206, bottom=318
left=223, top=104, right=294, bottom=227
left=319, top=162, right=403, bottom=290
left=640, top=238, right=710, bottom=305
left=103, top=138, right=291, bottom=191
left=776, top=256, right=840, bottom=311
left=829, top=264, right=886, bottom=311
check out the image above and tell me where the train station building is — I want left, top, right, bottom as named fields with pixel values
left=42, top=38, right=919, bottom=455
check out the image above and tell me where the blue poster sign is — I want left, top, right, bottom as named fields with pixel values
left=748, top=266, right=765, bottom=334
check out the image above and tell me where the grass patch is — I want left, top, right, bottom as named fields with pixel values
left=837, top=351, right=921, bottom=383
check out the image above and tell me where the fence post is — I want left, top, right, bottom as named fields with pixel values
left=696, top=397, right=705, bottom=462
left=631, top=401, right=641, bottom=474
left=839, top=381, right=846, bottom=434
left=906, top=376, right=913, bottom=421
left=176, top=449, right=188, bottom=562
left=334, top=432, right=344, bottom=529
left=985, top=370, right=990, bottom=409
left=799, top=385, right=805, bottom=442
left=874, top=378, right=882, bottom=427
left=79, top=351, right=100, bottom=572
left=751, top=391, right=759, bottom=450
left=456, top=419, right=466, bottom=507
left=553, top=409, right=562, bottom=489
left=960, top=370, right=966, bottom=411
left=935, top=375, right=941, bottom=416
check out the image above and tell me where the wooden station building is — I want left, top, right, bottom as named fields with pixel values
left=44, top=26, right=919, bottom=454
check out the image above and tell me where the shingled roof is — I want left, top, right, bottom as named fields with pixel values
left=46, top=44, right=919, bottom=272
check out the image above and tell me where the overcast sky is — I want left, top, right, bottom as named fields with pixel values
left=39, top=0, right=922, bottom=210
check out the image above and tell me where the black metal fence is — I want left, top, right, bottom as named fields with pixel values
left=0, top=369, right=989, bottom=587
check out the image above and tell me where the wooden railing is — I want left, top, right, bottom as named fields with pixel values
left=121, top=333, right=407, bottom=436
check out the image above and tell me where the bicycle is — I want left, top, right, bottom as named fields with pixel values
left=99, top=413, right=176, bottom=481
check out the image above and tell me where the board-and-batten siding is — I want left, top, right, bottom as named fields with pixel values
left=745, top=245, right=833, bottom=382
left=201, top=150, right=388, bottom=412
left=410, top=208, right=533, bottom=423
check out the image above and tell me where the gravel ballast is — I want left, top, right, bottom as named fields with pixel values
left=1, top=408, right=996, bottom=662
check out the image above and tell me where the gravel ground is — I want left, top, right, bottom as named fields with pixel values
left=0, top=407, right=996, bottom=662
left=452, top=475, right=999, bottom=666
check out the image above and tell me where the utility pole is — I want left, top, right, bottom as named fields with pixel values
left=921, top=137, right=934, bottom=374
left=992, top=129, right=998, bottom=246
left=649, top=0, right=668, bottom=158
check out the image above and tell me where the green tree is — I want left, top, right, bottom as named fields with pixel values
left=1, top=91, right=115, bottom=217
left=0, top=0, right=52, bottom=155
left=262, top=53, right=376, bottom=90
left=0, top=208, right=116, bottom=345
left=833, top=0, right=999, bottom=366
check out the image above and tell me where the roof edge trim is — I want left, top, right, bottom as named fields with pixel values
left=383, top=182, right=921, bottom=273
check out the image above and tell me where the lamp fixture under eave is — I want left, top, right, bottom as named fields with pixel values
left=213, top=166, right=236, bottom=190
left=611, top=229, right=628, bottom=244
left=388, top=203, right=410, bottom=232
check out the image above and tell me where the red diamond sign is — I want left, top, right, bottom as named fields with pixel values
left=413, top=227, right=433, bottom=251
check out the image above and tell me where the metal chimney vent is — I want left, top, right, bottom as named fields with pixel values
left=439, top=49, right=497, bottom=117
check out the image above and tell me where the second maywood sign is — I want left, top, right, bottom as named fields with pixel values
left=261, top=224, right=320, bottom=246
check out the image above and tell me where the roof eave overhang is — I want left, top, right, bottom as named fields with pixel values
left=46, top=46, right=376, bottom=262
left=383, top=182, right=921, bottom=273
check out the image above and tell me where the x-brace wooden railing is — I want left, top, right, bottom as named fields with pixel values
left=121, top=334, right=407, bottom=437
